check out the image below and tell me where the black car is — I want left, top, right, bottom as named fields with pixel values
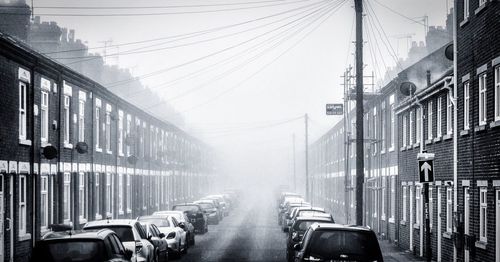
left=172, top=203, right=208, bottom=233
left=286, top=217, right=334, bottom=262
left=32, top=229, right=133, bottom=262
left=293, top=223, right=383, bottom=262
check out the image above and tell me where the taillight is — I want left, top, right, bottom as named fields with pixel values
left=135, top=240, right=143, bottom=253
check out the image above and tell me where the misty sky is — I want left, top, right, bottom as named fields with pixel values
left=27, top=0, right=450, bottom=187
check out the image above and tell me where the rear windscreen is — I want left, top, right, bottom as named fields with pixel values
left=308, top=230, right=382, bottom=261
left=139, top=218, right=171, bottom=227
left=86, top=226, right=134, bottom=242
left=173, top=205, right=200, bottom=212
left=36, top=240, right=105, bottom=262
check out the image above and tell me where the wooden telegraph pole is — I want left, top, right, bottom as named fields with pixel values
left=354, top=0, right=364, bottom=226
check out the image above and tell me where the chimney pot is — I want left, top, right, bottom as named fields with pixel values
left=426, top=70, right=431, bottom=86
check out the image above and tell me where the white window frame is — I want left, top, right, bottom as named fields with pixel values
left=106, top=173, right=113, bottom=218
left=479, top=0, right=487, bottom=7
left=390, top=176, right=396, bottom=221
left=373, top=108, right=377, bottom=155
left=437, top=97, right=442, bottom=137
left=63, top=172, right=71, bottom=224
left=41, top=175, right=49, bottom=230
left=95, top=173, right=101, bottom=219
left=118, top=110, right=124, bottom=156
left=402, top=186, right=407, bottom=222
left=41, top=90, right=49, bottom=143
left=409, top=110, right=414, bottom=145
left=464, top=81, right=470, bottom=129
left=105, top=104, right=112, bottom=154
left=381, top=177, right=386, bottom=220
left=78, top=172, right=86, bottom=223
left=416, top=186, right=422, bottom=225
left=381, top=102, right=386, bottom=153
left=463, top=0, right=469, bottom=20
left=126, top=115, right=131, bottom=156
left=389, top=94, right=395, bottom=151
left=78, top=99, right=85, bottom=142
left=494, top=66, right=500, bottom=121
left=447, top=91, right=453, bottom=134
left=416, top=107, right=421, bottom=143
left=126, top=174, right=131, bottom=213
left=480, top=187, right=488, bottom=242
left=479, top=73, right=487, bottom=126
left=446, top=187, right=452, bottom=232
left=428, top=101, right=433, bottom=140
left=19, top=82, right=28, bottom=141
left=95, top=99, right=102, bottom=151
left=118, top=173, right=123, bottom=214
left=63, top=95, right=71, bottom=146
left=402, top=114, right=407, bottom=147
left=18, top=174, right=27, bottom=236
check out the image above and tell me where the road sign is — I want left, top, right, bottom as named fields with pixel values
left=326, top=104, right=343, bottom=115
left=418, top=160, right=434, bottom=183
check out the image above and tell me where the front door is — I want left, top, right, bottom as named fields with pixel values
left=496, top=190, right=500, bottom=262
left=0, top=174, right=4, bottom=262
left=410, top=185, right=414, bottom=251
left=464, top=187, right=470, bottom=262
left=437, top=187, right=442, bottom=262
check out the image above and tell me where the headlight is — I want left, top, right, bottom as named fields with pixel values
left=167, top=232, right=176, bottom=239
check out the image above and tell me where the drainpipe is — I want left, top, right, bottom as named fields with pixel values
left=452, top=3, right=459, bottom=260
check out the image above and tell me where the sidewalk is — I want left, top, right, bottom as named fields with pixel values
left=379, top=239, right=428, bottom=262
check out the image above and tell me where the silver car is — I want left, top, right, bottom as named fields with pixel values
left=139, top=215, right=188, bottom=256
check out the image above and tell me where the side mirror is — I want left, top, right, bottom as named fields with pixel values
left=124, top=249, right=133, bottom=260
left=293, top=243, right=301, bottom=251
left=147, top=234, right=152, bottom=240
left=179, top=223, right=186, bottom=229
left=159, top=233, right=165, bottom=238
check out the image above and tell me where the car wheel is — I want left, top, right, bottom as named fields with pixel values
left=182, top=239, right=188, bottom=254
left=191, top=234, right=195, bottom=246
left=154, top=249, right=159, bottom=262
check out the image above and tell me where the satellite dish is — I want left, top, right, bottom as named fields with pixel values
left=42, top=145, right=58, bottom=160
left=445, top=44, right=454, bottom=60
left=75, top=142, right=88, bottom=154
left=127, top=155, right=138, bottom=165
left=399, top=81, right=417, bottom=97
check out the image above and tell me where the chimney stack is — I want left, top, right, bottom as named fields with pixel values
left=426, top=70, right=431, bottom=86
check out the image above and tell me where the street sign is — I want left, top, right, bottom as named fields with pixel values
left=418, top=160, right=434, bottom=183
left=326, top=104, right=343, bottom=115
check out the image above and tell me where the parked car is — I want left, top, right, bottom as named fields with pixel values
left=153, top=210, right=196, bottom=245
left=84, top=219, right=155, bottom=262
left=281, top=201, right=310, bottom=231
left=286, top=217, right=334, bottom=262
left=200, top=197, right=224, bottom=220
left=293, top=223, right=383, bottom=262
left=32, top=229, right=133, bottom=262
left=138, top=222, right=169, bottom=262
left=194, top=200, right=220, bottom=225
left=278, top=196, right=304, bottom=225
left=139, top=215, right=188, bottom=256
left=171, top=203, right=208, bottom=234
left=286, top=207, right=333, bottom=231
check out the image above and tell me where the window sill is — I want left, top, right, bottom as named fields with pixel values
left=460, top=18, right=469, bottom=27
left=64, top=143, right=73, bottom=149
left=119, top=210, right=124, bottom=215
left=388, top=147, right=394, bottom=152
left=443, top=134, right=452, bottom=141
left=433, top=137, right=442, bottom=143
left=460, top=129, right=470, bottom=137
left=475, top=240, right=487, bottom=250
left=381, top=215, right=386, bottom=221
left=400, top=146, right=406, bottom=152
left=475, top=3, right=487, bottom=16
left=95, top=214, right=102, bottom=220
left=96, top=147, right=103, bottom=153
left=106, top=150, right=113, bottom=155
left=475, top=124, right=487, bottom=133
left=489, top=120, right=500, bottom=129
left=380, top=150, right=386, bottom=155
left=79, top=218, right=88, bottom=225
left=400, top=220, right=407, bottom=226
left=18, top=233, right=32, bottom=242
left=413, top=143, right=420, bottom=148
left=106, top=212, right=113, bottom=219
left=41, top=141, right=51, bottom=148
left=389, top=217, right=395, bottom=224
left=127, top=209, right=132, bottom=214
left=119, top=153, right=125, bottom=157
left=443, top=231, right=452, bottom=239
left=413, top=223, right=421, bottom=229
left=19, top=139, right=32, bottom=146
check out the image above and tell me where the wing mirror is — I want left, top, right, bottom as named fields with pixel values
left=159, top=233, right=165, bottom=238
left=293, top=243, right=301, bottom=251
left=124, top=249, right=133, bottom=260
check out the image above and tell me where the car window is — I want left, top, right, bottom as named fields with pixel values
left=37, top=240, right=105, bottom=262
left=173, top=205, right=200, bottom=212
left=86, top=226, right=135, bottom=242
left=106, top=236, right=121, bottom=256
left=171, top=217, right=179, bottom=227
left=151, top=224, right=161, bottom=236
left=111, top=235, right=126, bottom=254
left=307, top=230, right=382, bottom=261
left=139, top=217, right=171, bottom=227
left=135, top=223, right=147, bottom=239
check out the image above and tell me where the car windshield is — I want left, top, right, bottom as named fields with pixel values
left=36, top=240, right=105, bottom=262
left=299, top=211, right=328, bottom=218
left=140, top=217, right=171, bottom=227
left=174, top=205, right=200, bottom=212
left=86, top=226, right=134, bottom=242
left=294, top=221, right=327, bottom=231
left=197, top=203, right=214, bottom=209
left=308, top=230, right=382, bottom=261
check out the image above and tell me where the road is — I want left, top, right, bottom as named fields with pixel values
left=176, top=192, right=420, bottom=262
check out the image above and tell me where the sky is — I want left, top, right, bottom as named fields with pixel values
left=26, top=0, right=450, bottom=188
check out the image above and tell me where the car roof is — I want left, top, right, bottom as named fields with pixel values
left=139, top=215, right=170, bottom=220
left=154, top=211, right=184, bottom=215
left=41, top=229, right=115, bottom=241
left=295, top=207, right=325, bottom=212
left=310, top=223, right=373, bottom=232
left=295, top=216, right=333, bottom=222
left=173, top=203, right=199, bottom=206
left=85, top=219, right=137, bottom=227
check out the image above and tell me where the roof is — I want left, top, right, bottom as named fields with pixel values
left=154, top=211, right=183, bottom=215
left=84, top=219, right=137, bottom=227
left=41, top=229, right=114, bottom=241
left=310, top=223, right=373, bottom=232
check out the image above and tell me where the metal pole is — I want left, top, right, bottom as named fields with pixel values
left=452, top=1, right=459, bottom=261
left=354, top=0, right=364, bottom=226
left=343, top=69, right=350, bottom=224
left=305, top=114, right=309, bottom=201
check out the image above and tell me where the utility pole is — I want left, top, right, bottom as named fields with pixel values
left=354, top=0, right=364, bottom=226
left=305, top=114, right=309, bottom=201
left=293, top=133, right=296, bottom=191
left=342, top=67, right=352, bottom=224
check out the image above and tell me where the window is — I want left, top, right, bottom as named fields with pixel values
left=463, top=0, right=469, bottom=20
left=118, top=174, right=123, bottom=214
left=429, top=186, right=433, bottom=229
left=105, top=104, right=112, bottom=154
left=118, top=110, right=124, bottom=156
left=437, top=97, right=442, bottom=137
left=95, top=99, right=102, bottom=151
left=479, top=0, right=487, bottom=6
left=447, top=91, right=453, bottom=134
left=19, top=175, right=27, bottom=236
left=126, top=175, right=131, bottom=213
left=126, top=115, right=131, bottom=156
left=390, top=176, right=396, bottom=220
left=428, top=101, right=433, bottom=140
left=389, top=94, right=395, bottom=150
left=479, top=73, right=487, bottom=125
left=402, top=186, right=407, bottom=222
left=409, top=110, right=414, bottom=145
left=41, top=90, right=49, bottom=143
left=41, top=176, right=48, bottom=230
left=446, top=187, right=452, bottom=232
left=480, top=187, right=488, bottom=242
left=63, top=173, right=71, bottom=223
left=402, top=114, right=407, bottom=147
left=63, top=95, right=71, bottom=145
left=106, top=173, right=113, bottom=217
left=19, top=82, right=28, bottom=141
left=495, top=67, right=500, bottom=121
left=78, top=91, right=86, bottom=142
left=95, top=173, right=100, bottom=219
left=464, top=81, right=470, bottom=129
left=381, top=101, right=386, bottom=152
left=416, top=186, right=421, bottom=225
left=150, top=126, right=155, bottom=159
left=416, top=107, right=421, bottom=143
left=78, top=173, right=86, bottom=221
left=381, top=177, right=386, bottom=219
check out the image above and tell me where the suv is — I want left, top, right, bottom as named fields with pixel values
left=286, top=217, right=334, bottom=262
left=171, top=203, right=208, bottom=233
left=194, top=200, right=219, bottom=225
left=293, top=223, right=383, bottom=262
left=32, top=229, right=133, bottom=262
left=84, top=219, right=155, bottom=262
